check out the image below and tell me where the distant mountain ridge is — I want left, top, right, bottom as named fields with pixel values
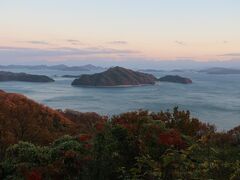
left=0, top=64, right=104, bottom=71
left=72, top=66, right=157, bottom=86
left=138, top=69, right=165, bottom=73
left=199, top=67, right=240, bottom=74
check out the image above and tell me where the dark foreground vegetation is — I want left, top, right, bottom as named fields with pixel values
left=0, top=90, right=239, bottom=179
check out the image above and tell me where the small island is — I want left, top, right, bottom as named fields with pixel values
left=158, top=75, right=192, bottom=84
left=62, top=75, right=81, bottom=78
left=0, top=71, right=54, bottom=83
left=72, top=66, right=157, bottom=86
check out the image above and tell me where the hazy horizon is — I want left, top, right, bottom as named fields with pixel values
left=2, top=59, right=240, bottom=70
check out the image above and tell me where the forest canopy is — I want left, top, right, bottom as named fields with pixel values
left=0, top=90, right=239, bottom=179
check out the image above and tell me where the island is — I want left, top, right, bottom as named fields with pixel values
left=0, top=71, right=54, bottom=82
left=158, top=75, right=192, bottom=84
left=62, top=75, right=81, bottom=78
left=71, top=66, right=157, bottom=86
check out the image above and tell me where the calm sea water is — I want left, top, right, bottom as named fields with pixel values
left=0, top=68, right=240, bottom=130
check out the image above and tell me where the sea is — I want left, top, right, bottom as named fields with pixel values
left=0, top=68, right=240, bottom=130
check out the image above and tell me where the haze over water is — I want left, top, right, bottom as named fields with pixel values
left=0, top=68, right=239, bottom=130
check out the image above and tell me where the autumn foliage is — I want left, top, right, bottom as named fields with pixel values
left=0, top=90, right=239, bottom=179
left=0, top=90, right=74, bottom=151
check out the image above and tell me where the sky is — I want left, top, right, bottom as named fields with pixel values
left=0, top=0, right=240, bottom=66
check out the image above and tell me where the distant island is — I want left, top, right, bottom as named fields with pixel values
left=170, top=69, right=185, bottom=73
left=0, top=64, right=104, bottom=72
left=0, top=71, right=54, bottom=82
left=199, top=67, right=240, bottom=74
left=72, top=66, right=157, bottom=86
left=62, top=75, right=81, bottom=78
left=158, top=75, right=192, bottom=84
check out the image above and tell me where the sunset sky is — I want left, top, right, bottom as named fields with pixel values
left=0, top=0, right=239, bottom=65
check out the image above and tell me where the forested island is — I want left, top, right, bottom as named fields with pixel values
left=158, top=75, right=192, bottom=84
left=62, top=75, right=81, bottom=78
left=72, top=66, right=192, bottom=86
left=72, top=66, right=157, bottom=86
left=0, top=67, right=193, bottom=86
left=0, top=71, right=54, bottom=82
left=0, top=90, right=239, bottom=179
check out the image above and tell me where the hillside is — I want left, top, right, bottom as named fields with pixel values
left=72, top=66, right=157, bottom=86
left=0, top=71, right=54, bottom=82
left=0, top=90, right=74, bottom=148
